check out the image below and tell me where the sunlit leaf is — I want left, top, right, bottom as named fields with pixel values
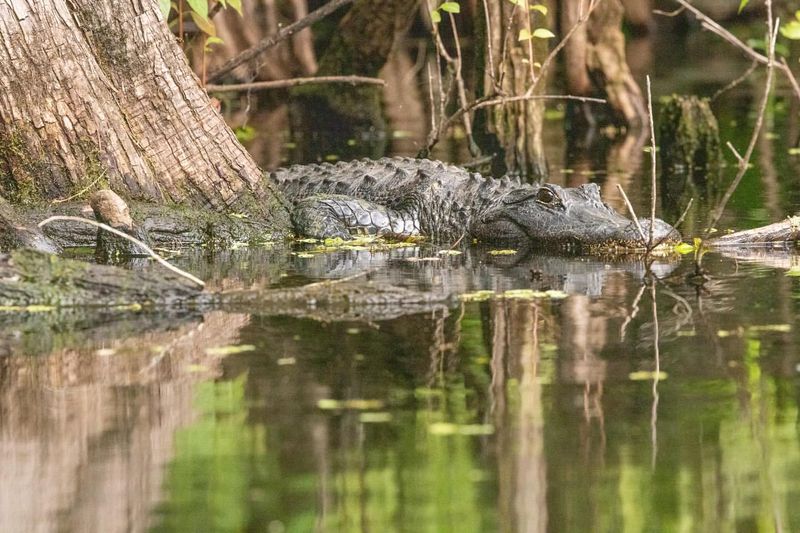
left=430, top=9, right=441, bottom=24
left=518, top=28, right=532, bottom=41
left=530, top=4, right=548, bottom=15
left=440, top=1, right=460, bottom=13
left=673, top=242, right=695, bottom=254
left=227, top=0, right=242, bottom=15
left=738, top=0, right=748, bottom=14
left=780, top=20, right=800, bottom=40
left=205, top=36, right=224, bottom=46
left=186, top=0, right=208, bottom=19
left=532, top=28, right=556, bottom=39
left=189, top=10, right=216, bottom=36
left=159, top=0, right=171, bottom=18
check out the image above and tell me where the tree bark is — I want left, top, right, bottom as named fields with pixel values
left=0, top=0, right=288, bottom=232
left=476, top=0, right=552, bottom=179
left=561, top=0, right=646, bottom=130
left=295, top=0, right=419, bottom=127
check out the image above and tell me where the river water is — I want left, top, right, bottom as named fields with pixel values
left=3, top=25, right=800, bottom=533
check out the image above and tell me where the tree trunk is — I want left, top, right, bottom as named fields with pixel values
left=294, top=0, right=419, bottom=129
left=476, top=0, right=552, bottom=179
left=561, top=0, right=646, bottom=131
left=0, top=0, right=287, bottom=232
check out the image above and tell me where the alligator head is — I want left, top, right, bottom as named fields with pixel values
left=472, top=182, right=681, bottom=250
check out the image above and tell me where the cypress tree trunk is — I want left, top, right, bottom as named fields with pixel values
left=0, top=0, right=287, bottom=231
left=476, top=0, right=552, bottom=179
left=562, top=0, right=646, bottom=131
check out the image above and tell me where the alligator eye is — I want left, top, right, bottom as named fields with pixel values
left=536, top=188, right=557, bottom=204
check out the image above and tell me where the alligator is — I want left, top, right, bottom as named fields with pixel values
left=273, top=157, right=681, bottom=250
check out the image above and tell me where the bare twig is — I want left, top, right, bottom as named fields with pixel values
left=646, top=75, right=657, bottom=248
left=50, top=172, right=106, bottom=205
left=669, top=0, right=800, bottom=102
left=37, top=216, right=206, bottom=288
left=428, top=94, right=606, bottom=151
left=711, top=60, right=758, bottom=102
left=670, top=198, right=694, bottom=233
left=524, top=0, right=602, bottom=97
left=726, top=141, right=744, bottom=164
left=207, top=0, right=353, bottom=83
left=615, top=184, right=648, bottom=243
left=205, top=75, right=385, bottom=92
left=705, top=14, right=778, bottom=237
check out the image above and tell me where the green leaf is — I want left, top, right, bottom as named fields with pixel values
left=227, top=0, right=242, bottom=15
left=205, top=35, right=224, bottom=46
left=159, top=0, right=171, bottom=18
left=530, top=4, right=548, bottom=15
left=430, top=9, right=441, bottom=24
left=738, top=0, right=748, bottom=14
left=518, top=28, right=532, bottom=41
left=440, top=1, right=460, bottom=13
left=780, top=20, right=800, bottom=40
left=186, top=0, right=208, bottom=19
left=190, top=10, right=216, bottom=36
left=532, top=28, right=556, bottom=39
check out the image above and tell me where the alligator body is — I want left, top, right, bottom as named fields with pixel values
left=273, top=158, right=680, bottom=249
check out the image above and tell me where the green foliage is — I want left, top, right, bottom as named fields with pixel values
left=780, top=11, right=800, bottom=40
left=738, top=0, right=749, bottom=14
left=430, top=1, right=459, bottom=25
left=160, top=0, right=243, bottom=40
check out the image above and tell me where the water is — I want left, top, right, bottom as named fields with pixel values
left=4, top=23, right=800, bottom=533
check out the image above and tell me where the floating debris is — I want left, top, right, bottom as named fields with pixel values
left=205, top=344, right=257, bottom=356
left=629, top=371, right=668, bottom=381
left=428, top=423, right=495, bottom=436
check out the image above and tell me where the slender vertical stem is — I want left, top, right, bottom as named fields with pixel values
left=646, top=75, right=657, bottom=248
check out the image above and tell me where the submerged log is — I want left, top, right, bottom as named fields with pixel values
left=708, top=217, right=800, bottom=247
left=0, top=249, right=204, bottom=308
left=0, top=195, right=60, bottom=253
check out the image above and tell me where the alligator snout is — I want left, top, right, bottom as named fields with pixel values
left=622, top=218, right=682, bottom=248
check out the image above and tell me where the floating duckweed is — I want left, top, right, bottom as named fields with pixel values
left=317, top=399, right=385, bottom=410
left=205, top=344, right=257, bottom=356
left=629, top=371, right=668, bottom=381
left=673, top=242, right=695, bottom=254
left=487, top=249, right=518, bottom=255
left=359, top=412, right=393, bottom=423
left=0, top=305, right=57, bottom=313
left=428, top=422, right=495, bottom=436
left=459, top=290, right=496, bottom=302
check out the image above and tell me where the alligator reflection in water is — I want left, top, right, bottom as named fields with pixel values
left=2, top=248, right=800, bottom=531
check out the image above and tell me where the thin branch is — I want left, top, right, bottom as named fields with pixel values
left=726, top=141, right=743, bottom=163
left=37, top=216, right=206, bottom=288
left=207, top=0, right=354, bottom=83
left=428, top=94, right=606, bottom=151
left=50, top=172, right=106, bottom=205
left=711, top=60, right=758, bottom=102
left=646, top=75, right=657, bottom=248
left=705, top=16, right=778, bottom=236
left=525, top=0, right=602, bottom=97
left=615, top=184, right=648, bottom=243
left=669, top=0, right=800, bottom=103
left=205, top=75, right=385, bottom=92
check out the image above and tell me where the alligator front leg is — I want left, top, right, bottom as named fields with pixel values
left=291, top=194, right=420, bottom=240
